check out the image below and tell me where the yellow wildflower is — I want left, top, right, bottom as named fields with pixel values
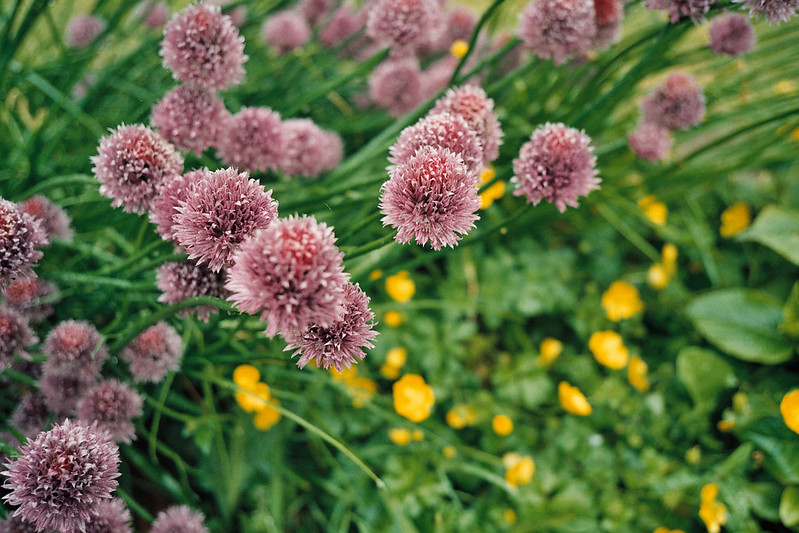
left=662, top=243, right=678, bottom=273
left=412, top=429, right=424, bottom=441
left=442, top=445, right=457, bottom=458
left=369, top=269, right=383, bottom=280
left=386, top=271, right=415, bottom=302
left=638, top=195, right=668, bottom=226
left=253, top=398, right=281, bottom=430
left=329, top=366, right=357, bottom=382
left=791, top=126, right=799, bottom=143
left=780, top=389, right=799, bottom=434
left=233, top=364, right=260, bottom=387
left=348, top=377, right=377, bottom=408
left=588, top=330, right=630, bottom=369
left=389, top=428, right=412, bottom=446
left=450, top=39, right=469, bottom=58
left=503, top=453, right=535, bottom=488
left=386, top=347, right=407, bottom=368
left=699, top=483, right=728, bottom=533
left=380, top=364, right=400, bottom=380
left=236, top=381, right=272, bottom=413
left=720, top=201, right=751, bottom=237
left=446, top=404, right=476, bottom=429
left=627, top=355, right=650, bottom=392
left=492, top=414, right=514, bottom=436
left=717, top=419, right=736, bottom=432
left=393, top=374, right=435, bottom=422
left=539, top=337, right=563, bottom=365
left=654, top=528, right=685, bottom=533
left=503, top=509, right=517, bottom=524
left=558, top=381, right=592, bottom=416
left=647, top=263, right=670, bottom=290
left=478, top=165, right=505, bottom=209
left=601, top=281, right=644, bottom=322
left=384, top=310, right=403, bottom=327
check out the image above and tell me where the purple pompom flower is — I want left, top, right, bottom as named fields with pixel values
left=511, top=122, right=600, bottom=212
left=262, top=11, right=311, bottom=54
left=226, top=215, right=349, bottom=338
left=429, top=84, right=503, bottom=164
left=518, top=0, right=597, bottom=64
left=421, top=56, right=457, bottom=99
left=92, top=124, right=184, bottom=214
left=640, top=72, right=705, bottom=130
left=737, top=0, right=798, bottom=22
left=593, top=0, right=623, bottom=49
left=43, top=320, right=109, bottom=376
left=0, top=306, right=37, bottom=372
left=137, top=1, right=169, bottom=28
left=709, top=13, right=756, bottom=54
left=320, top=5, right=365, bottom=48
left=285, top=283, right=378, bottom=371
left=1, top=277, right=57, bottom=323
left=646, top=0, right=716, bottom=23
left=156, top=259, right=229, bottom=322
left=447, top=8, right=478, bottom=43
left=299, top=0, right=335, bottom=25
left=84, top=498, right=133, bottom=533
left=278, top=119, right=344, bottom=178
left=1, top=419, right=120, bottom=533
left=217, top=107, right=285, bottom=173
left=369, top=57, right=425, bottom=117
left=40, top=371, right=96, bottom=413
left=19, top=195, right=73, bottom=241
left=121, top=322, right=182, bottom=384
left=366, top=0, right=442, bottom=53
left=380, top=145, right=481, bottom=250
left=628, top=122, right=672, bottom=161
left=173, top=168, right=279, bottom=272
left=149, top=169, right=206, bottom=242
left=160, top=3, right=247, bottom=90
left=66, top=15, right=106, bottom=49
left=390, top=112, right=483, bottom=176
left=11, top=393, right=51, bottom=438
left=151, top=505, right=209, bottom=533
left=0, top=514, right=39, bottom=533
left=77, top=379, right=143, bottom=444
left=151, top=85, right=230, bottom=156
left=0, top=198, right=47, bottom=286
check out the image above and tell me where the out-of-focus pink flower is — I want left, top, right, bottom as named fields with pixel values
left=66, top=15, right=106, bottom=49
left=369, top=57, right=425, bottom=117
left=518, top=0, right=597, bottom=64
left=121, top=322, right=182, bottom=384
left=217, top=107, right=284, bottom=174
left=628, top=122, right=672, bottom=161
left=640, top=72, right=705, bottom=130
left=709, top=13, right=756, bottom=55
left=150, top=506, right=209, bottom=533
left=77, top=379, right=143, bottom=443
left=149, top=169, right=206, bottom=242
left=19, top=195, right=73, bottom=241
left=156, top=259, right=229, bottom=322
left=262, top=11, right=311, bottom=54
left=278, top=119, right=344, bottom=178
left=646, top=0, right=716, bottom=23
left=151, top=85, right=230, bottom=156
left=1, top=277, right=58, bottom=323
left=366, top=0, right=443, bottom=53
left=320, top=5, right=364, bottom=48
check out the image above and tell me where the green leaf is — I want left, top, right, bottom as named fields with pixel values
left=780, top=283, right=799, bottom=338
left=738, top=205, right=799, bottom=266
left=780, top=486, right=799, bottom=528
left=676, top=347, right=737, bottom=408
left=741, top=417, right=799, bottom=484
left=685, top=289, right=793, bottom=364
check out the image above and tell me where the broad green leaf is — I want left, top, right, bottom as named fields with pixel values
left=685, top=289, right=793, bottom=364
left=742, top=417, right=799, bottom=484
left=676, top=347, right=737, bottom=407
left=780, top=486, right=799, bottom=528
left=738, top=205, right=799, bottom=266
left=780, top=282, right=799, bottom=338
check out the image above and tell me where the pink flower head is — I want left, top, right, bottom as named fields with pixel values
left=0, top=514, right=39, bottom=533
left=226, top=215, right=349, bottom=338
left=121, top=322, right=182, bottom=384
left=149, top=169, right=206, bottom=242
left=77, top=379, right=144, bottom=443
left=299, top=0, right=335, bottom=25
left=43, top=320, right=109, bottom=376
left=737, top=0, right=798, bottom=22
left=593, top=0, right=623, bottom=49
left=151, top=505, right=209, bottom=533
left=151, top=85, right=230, bottom=156
left=285, top=282, right=378, bottom=371
left=320, top=5, right=365, bottom=48
left=278, top=119, right=344, bottom=178
left=85, top=498, right=133, bottom=533
left=262, top=10, right=311, bottom=54
left=641, top=72, right=705, bottom=130
left=645, top=0, right=716, bottom=22
left=366, top=0, right=442, bottom=53
left=448, top=8, right=478, bottom=43
left=430, top=84, right=503, bottom=164
left=39, top=371, right=96, bottom=413
left=1, top=277, right=57, bottom=323
left=369, top=57, right=425, bottom=117
left=92, top=124, right=184, bottom=214
left=156, top=259, right=229, bottom=322
left=380, top=145, right=481, bottom=250
left=19, top=195, right=73, bottom=241
left=66, top=15, right=106, bottom=49
left=160, top=3, right=247, bottom=90
left=390, top=112, right=483, bottom=175
left=628, top=122, right=672, bottom=161
left=709, top=14, right=756, bottom=55
left=217, top=107, right=285, bottom=173
left=11, top=393, right=51, bottom=438
left=518, top=0, right=597, bottom=64
left=138, top=1, right=169, bottom=27
left=421, top=56, right=457, bottom=98
left=173, top=168, right=279, bottom=271
left=0, top=198, right=46, bottom=285
left=1, top=419, right=120, bottom=533
left=511, top=122, right=600, bottom=212
left=0, top=306, right=37, bottom=372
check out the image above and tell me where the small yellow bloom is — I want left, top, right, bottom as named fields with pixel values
left=492, top=414, right=514, bottom=436
left=236, top=381, right=272, bottom=413
left=253, top=398, right=281, bottom=430
left=588, top=330, right=630, bottom=369
left=386, top=271, right=415, bottom=302
left=446, top=404, right=476, bottom=429
left=539, top=337, right=563, bottom=365
left=393, top=374, right=435, bottom=422
left=442, top=445, right=457, bottom=458
left=780, top=389, right=799, bottom=434
left=601, top=281, right=644, bottom=322
left=384, top=310, right=403, bottom=327
left=720, top=201, right=751, bottom=238
left=773, top=79, right=798, bottom=96
left=647, top=263, right=670, bottom=290
left=638, top=195, right=668, bottom=226
left=389, top=428, right=412, bottom=445
left=329, top=366, right=357, bottom=382
left=503, top=453, right=535, bottom=488
left=348, top=377, right=377, bottom=408
left=558, top=381, right=592, bottom=416
left=654, top=528, right=685, bottom=533
left=411, top=429, right=424, bottom=441
left=699, top=483, right=728, bottom=533
left=627, top=355, right=650, bottom=392
left=480, top=165, right=496, bottom=182
left=450, top=39, right=469, bottom=58
left=369, top=269, right=383, bottom=280
left=503, top=509, right=517, bottom=524
left=662, top=243, right=678, bottom=273
left=717, top=419, right=736, bottom=432
left=478, top=164, right=505, bottom=209
left=701, top=483, right=719, bottom=502
left=233, top=364, right=260, bottom=387
left=380, top=364, right=400, bottom=380
left=791, top=126, right=799, bottom=144
left=386, top=347, right=407, bottom=368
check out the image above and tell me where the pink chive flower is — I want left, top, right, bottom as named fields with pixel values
left=217, top=107, right=285, bottom=174
left=421, top=56, right=457, bottom=99
left=299, top=0, right=335, bottom=25
left=646, top=0, right=716, bottom=22
left=149, top=169, right=206, bottom=242
left=0, top=514, right=39, bottom=533
left=511, top=122, right=600, bottom=212
left=92, top=124, right=184, bottom=214
left=121, top=322, right=182, bottom=384
left=278, top=119, right=344, bottom=178
left=77, top=379, right=144, bottom=444
left=85, top=498, right=133, bottom=533
left=160, top=3, right=247, bottom=90
left=151, top=505, right=209, bottom=533
left=448, top=8, right=478, bottom=43
left=226, top=215, right=349, bottom=338
left=430, top=84, right=503, bottom=164
left=173, top=168, right=279, bottom=272
left=43, top=320, right=109, bottom=376
left=380, top=145, right=481, bottom=250
left=151, top=85, right=230, bottom=156
left=0, top=306, right=37, bottom=372
left=369, top=57, right=425, bottom=117
left=518, top=0, right=597, bottom=64
left=390, top=112, right=483, bottom=176
left=156, top=259, right=229, bottom=322
left=0, top=198, right=47, bottom=286
left=285, top=282, right=378, bottom=371
left=1, top=420, right=120, bottom=533
left=19, top=195, right=73, bottom=241
left=709, top=14, right=756, bottom=55
left=39, top=371, right=95, bottom=413
left=11, top=393, right=51, bottom=438
left=366, top=0, right=442, bottom=53
left=593, top=0, right=623, bottom=49
left=628, top=122, right=672, bottom=161
left=641, top=72, right=705, bottom=130
left=66, top=15, right=106, bottom=49
left=137, top=1, right=169, bottom=28
left=737, top=0, right=798, bottom=22
left=262, top=11, right=311, bottom=54
left=320, top=5, right=364, bottom=48
left=1, top=277, right=57, bottom=323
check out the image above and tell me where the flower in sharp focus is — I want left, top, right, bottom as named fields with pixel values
left=217, top=107, right=285, bottom=174
left=1, top=419, right=120, bottom=533
left=558, top=381, right=592, bottom=415
left=430, top=84, right=503, bottom=164
left=511, top=123, right=600, bottom=212
left=155, top=259, right=229, bottom=322
left=0, top=198, right=47, bottom=285
left=91, top=124, right=184, bottom=214
left=736, top=0, right=798, bottom=23
left=369, top=57, right=425, bottom=117
left=628, top=122, right=672, bottom=162
left=150, top=505, right=209, bottom=533
left=151, top=85, right=229, bottom=156
left=709, top=14, right=756, bottom=55
left=720, top=201, right=751, bottom=237
left=780, top=389, right=799, bottom=434
left=589, top=330, right=630, bottom=369
left=77, top=379, right=144, bottom=444
left=641, top=72, right=705, bottom=130
left=503, top=453, right=535, bottom=488
left=278, top=119, right=344, bottom=178
left=0, top=306, right=37, bottom=371
left=699, top=483, right=728, bottom=533
left=262, top=11, right=311, bottom=54
left=393, top=374, right=435, bottom=422
left=601, top=281, right=644, bottom=321
left=645, top=0, right=716, bottom=22
left=226, top=215, right=349, bottom=338
left=66, top=15, right=106, bottom=49
left=628, top=355, right=650, bottom=392
left=43, top=319, right=109, bottom=376
left=160, top=3, right=247, bottom=90
left=19, top=195, right=73, bottom=241
left=121, top=322, right=182, bottom=384
left=518, top=0, right=597, bottom=65
left=173, top=168, right=279, bottom=272
left=366, top=0, right=442, bottom=53
left=380, top=146, right=481, bottom=250
left=149, top=169, right=205, bottom=242
left=84, top=498, right=133, bottom=533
